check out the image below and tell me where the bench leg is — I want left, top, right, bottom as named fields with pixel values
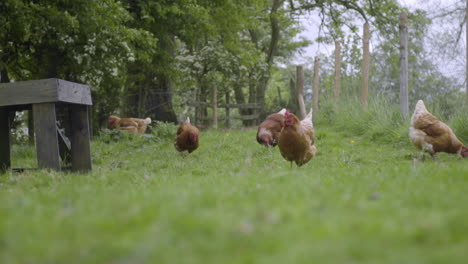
left=33, top=103, right=61, bottom=170
left=70, top=105, right=92, bottom=172
left=0, top=107, right=10, bottom=172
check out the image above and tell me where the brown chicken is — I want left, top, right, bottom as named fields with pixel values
left=278, top=109, right=317, bottom=167
left=108, top=115, right=152, bottom=136
left=409, top=100, right=468, bottom=158
left=256, top=108, right=286, bottom=147
left=175, top=117, right=199, bottom=154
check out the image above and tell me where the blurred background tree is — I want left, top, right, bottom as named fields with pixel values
left=1, top=0, right=466, bottom=134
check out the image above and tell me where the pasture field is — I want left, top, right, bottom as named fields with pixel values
left=1, top=124, right=468, bottom=263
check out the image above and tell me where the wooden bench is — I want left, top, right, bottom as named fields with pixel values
left=0, top=79, right=92, bottom=172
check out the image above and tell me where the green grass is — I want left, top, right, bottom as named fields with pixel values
left=1, top=125, right=468, bottom=264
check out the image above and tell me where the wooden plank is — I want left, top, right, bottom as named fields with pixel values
left=0, top=79, right=58, bottom=107
left=0, top=107, right=10, bottom=172
left=187, top=102, right=261, bottom=109
left=57, top=79, right=92, bottom=105
left=70, top=105, right=92, bottom=172
left=5, top=104, right=31, bottom=112
left=33, top=103, right=61, bottom=170
left=235, top=114, right=259, bottom=120
left=0, top=78, right=92, bottom=107
left=198, top=114, right=259, bottom=121
left=187, top=101, right=210, bottom=107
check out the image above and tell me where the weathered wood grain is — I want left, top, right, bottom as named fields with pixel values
left=33, top=103, right=61, bottom=170
left=70, top=105, right=92, bottom=172
left=57, top=79, right=92, bottom=105
left=0, top=107, right=10, bottom=172
left=0, top=78, right=92, bottom=107
left=0, top=79, right=58, bottom=106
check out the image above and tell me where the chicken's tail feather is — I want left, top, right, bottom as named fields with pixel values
left=305, top=108, right=313, bottom=120
left=415, top=100, right=428, bottom=113
left=186, top=117, right=191, bottom=124
left=278, top=108, right=287, bottom=115
left=300, top=108, right=314, bottom=128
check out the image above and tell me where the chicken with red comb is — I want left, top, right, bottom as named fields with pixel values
left=278, top=109, right=317, bottom=166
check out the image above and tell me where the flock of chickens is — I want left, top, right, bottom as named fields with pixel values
left=256, top=108, right=317, bottom=166
left=108, top=99, right=468, bottom=165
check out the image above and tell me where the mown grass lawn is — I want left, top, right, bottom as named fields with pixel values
left=1, top=125, right=468, bottom=263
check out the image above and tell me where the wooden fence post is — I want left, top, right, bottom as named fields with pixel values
left=334, top=40, right=342, bottom=101
left=296, top=65, right=306, bottom=119
left=361, top=22, right=370, bottom=110
left=289, top=77, right=297, bottom=113
left=0, top=107, right=10, bottom=172
left=195, top=90, right=200, bottom=126
left=70, top=105, right=92, bottom=172
left=399, top=12, right=409, bottom=116
left=28, top=110, right=35, bottom=145
left=312, top=56, right=320, bottom=116
left=33, top=103, right=61, bottom=170
left=212, top=86, right=218, bottom=129
left=466, top=0, right=468, bottom=107
left=225, top=92, right=230, bottom=128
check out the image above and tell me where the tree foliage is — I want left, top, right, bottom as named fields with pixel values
left=1, top=0, right=463, bottom=132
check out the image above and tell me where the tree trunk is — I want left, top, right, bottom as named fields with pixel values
left=225, top=92, right=231, bottom=128
left=289, top=77, right=298, bottom=114
left=137, top=86, right=145, bottom=117
left=334, top=40, right=342, bottom=101
left=255, top=0, right=282, bottom=123
left=143, top=35, right=178, bottom=124
left=276, top=86, right=282, bottom=106
left=0, top=69, right=10, bottom=83
left=247, top=72, right=256, bottom=126
left=399, top=13, right=409, bottom=116
left=296, top=65, right=306, bottom=119
left=28, top=110, right=35, bottom=145
left=0, top=69, right=15, bottom=129
left=212, top=86, right=218, bottom=129
left=144, top=74, right=178, bottom=123
left=312, top=57, right=320, bottom=116
left=233, top=82, right=252, bottom=126
left=361, top=22, right=370, bottom=110
left=466, top=0, right=468, bottom=107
